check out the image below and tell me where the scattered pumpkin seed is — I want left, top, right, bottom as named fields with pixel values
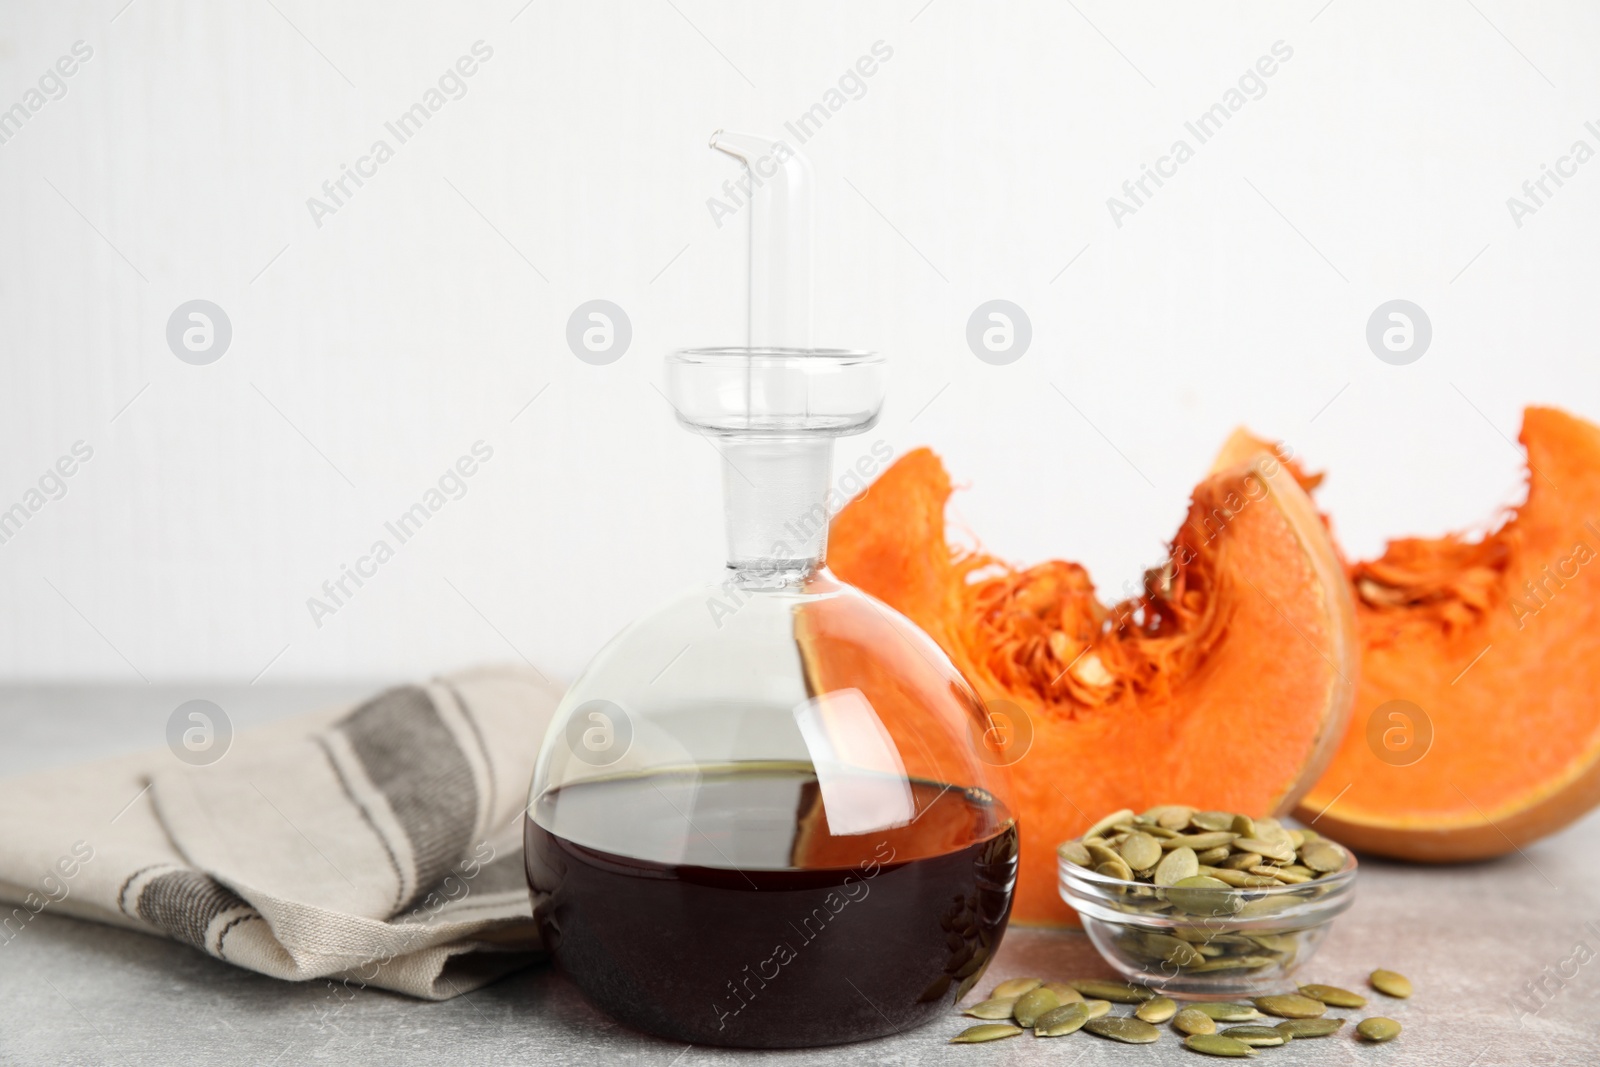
left=1370, top=969, right=1413, bottom=998
left=1033, top=1002, right=1091, bottom=1037
left=1192, top=1002, right=1264, bottom=1021
left=1253, top=994, right=1327, bottom=1019
left=950, top=1023, right=1022, bottom=1043
left=1298, top=983, right=1366, bottom=1009
left=1186, top=1033, right=1257, bottom=1057
left=1275, top=1017, right=1346, bottom=1038
left=1173, top=1007, right=1217, bottom=1035
left=1084, top=1016, right=1161, bottom=1044
left=1039, top=981, right=1084, bottom=1003
left=1221, top=1025, right=1288, bottom=1047
left=1012, top=987, right=1061, bottom=1027
left=962, top=997, right=1019, bottom=1020
left=1070, top=979, right=1154, bottom=1003
left=989, top=977, right=1041, bottom=999
left=1135, top=996, right=1178, bottom=1023
left=1356, top=1017, right=1402, bottom=1042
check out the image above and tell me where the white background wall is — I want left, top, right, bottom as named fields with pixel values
left=2, top=0, right=1597, bottom=684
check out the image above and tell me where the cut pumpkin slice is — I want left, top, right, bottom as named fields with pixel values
left=1297, top=406, right=1600, bottom=860
left=827, top=442, right=1358, bottom=924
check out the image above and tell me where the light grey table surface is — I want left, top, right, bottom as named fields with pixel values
left=1, top=685, right=1596, bottom=1066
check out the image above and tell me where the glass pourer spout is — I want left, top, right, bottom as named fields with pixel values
left=710, top=130, right=813, bottom=349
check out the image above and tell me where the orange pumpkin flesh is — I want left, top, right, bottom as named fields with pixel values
left=825, top=444, right=1357, bottom=924
left=1297, top=406, right=1600, bottom=860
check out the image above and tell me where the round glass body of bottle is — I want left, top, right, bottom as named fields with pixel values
left=524, top=348, right=1018, bottom=1048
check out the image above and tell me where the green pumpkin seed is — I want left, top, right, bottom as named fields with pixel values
left=1082, top=999, right=1113, bottom=1019
left=1253, top=994, right=1327, bottom=1019
left=1168, top=874, right=1241, bottom=915
left=1185, top=956, right=1276, bottom=973
left=1202, top=867, right=1281, bottom=888
left=1221, top=1025, right=1287, bottom=1047
left=1231, top=814, right=1257, bottom=838
left=1166, top=830, right=1238, bottom=851
left=1275, top=1017, right=1346, bottom=1038
left=1083, top=1016, right=1161, bottom=1044
left=1356, top=1017, right=1402, bottom=1042
left=989, top=977, right=1041, bottom=999
left=1173, top=1007, right=1217, bottom=1035
left=1192, top=1002, right=1263, bottom=1021
left=1195, top=845, right=1233, bottom=865
left=1232, top=838, right=1296, bottom=863
left=1192, top=810, right=1237, bottom=832
left=1185, top=1033, right=1257, bottom=1057
left=950, top=1023, right=1022, bottom=1043
left=1135, top=996, right=1177, bottom=1023
left=1069, top=979, right=1154, bottom=1003
left=1120, top=831, right=1163, bottom=872
left=1057, top=841, right=1091, bottom=867
left=1158, top=805, right=1197, bottom=830
left=1145, top=934, right=1205, bottom=968
left=1095, top=858, right=1135, bottom=881
left=962, top=997, right=1019, bottom=1020
left=1217, top=851, right=1263, bottom=870
left=1155, top=846, right=1200, bottom=886
left=1012, top=987, right=1061, bottom=1027
left=1033, top=1002, right=1090, bottom=1037
left=1299, top=838, right=1347, bottom=873
left=1040, top=981, right=1084, bottom=1003
left=1297, top=984, right=1366, bottom=1009
left=1259, top=866, right=1312, bottom=884
left=1370, top=969, right=1412, bottom=998
left=1083, top=808, right=1135, bottom=839
left=1084, top=840, right=1122, bottom=866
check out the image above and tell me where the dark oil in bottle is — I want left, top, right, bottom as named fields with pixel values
left=524, top=763, right=1018, bottom=1048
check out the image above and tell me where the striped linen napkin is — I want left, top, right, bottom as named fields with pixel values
left=0, top=665, right=560, bottom=999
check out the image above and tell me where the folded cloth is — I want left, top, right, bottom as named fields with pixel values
left=0, top=665, right=560, bottom=1000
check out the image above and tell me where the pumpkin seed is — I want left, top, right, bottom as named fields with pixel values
left=1185, top=1033, right=1257, bottom=1057
left=1083, top=840, right=1122, bottom=866
left=1069, top=979, right=1154, bottom=1003
left=1095, top=857, right=1135, bottom=881
left=1195, top=845, right=1233, bottom=865
left=950, top=1023, right=1022, bottom=1043
left=1040, top=981, right=1084, bottom=1003
left=1083, top=1016, right=1161, bottom=1044
left=1084, top=808, right=1135, bottom=839
left=1275, top=1017, right=1346, bottom=1038
left=1231, top=814, right=1257, bottom=838
left=1356, top=1017, right=1402, bottom=1042
left=1253, top=994, right=1327, bottom=1019
left=1221, top=1025, right=1287, bottom=1047
left=1012, top=987, right=1061, bottom=1027
left=1146, top=934, right=1205, bottom=968
left=1168, top=874, right=1241, bottom=915
left=1192, top=810, right=1237, bottom=832
left=1299, top=838, right=1347, bottom=873
left=1154, top=846, right=1200, bottom=886
left=1135, top=996, right=1177, bottom=1023
left=1158, top=805, right=1196, bottom=830
left=1298, top=983, right=1366, bottom=1009
left=1192, top=1002, right=1264, bottom=1021
left=1082, top=999, right=1113, bottom=1019
left=989, top=977, right=1041, bottom=999
left=1250, top=865, right=1310, bottom=884
left=1185, top=956, right=1276, bottom=973
left=1057, top=841, right=1091, bottom=867
left=963, top=997, right=1019, bottom=1020
left=1033, top=1002, right=1090, bottom=1037
left=1232, top=838, right=1296, bottom=863
left=1219, top=850, right=1265, bottom=870
left=1203, top=867, right=1280, bottom=888
left=1166, top=830, right=1237, bottom=851
left=1370, top=969, right=1412, bottom=998
left=1173, top=1007, right=1217, bottom=1035
left=1120, top=831, right=1163, bottom=872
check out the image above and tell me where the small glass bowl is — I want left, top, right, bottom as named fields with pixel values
left=1059, top=851, right=1358, bottom=998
